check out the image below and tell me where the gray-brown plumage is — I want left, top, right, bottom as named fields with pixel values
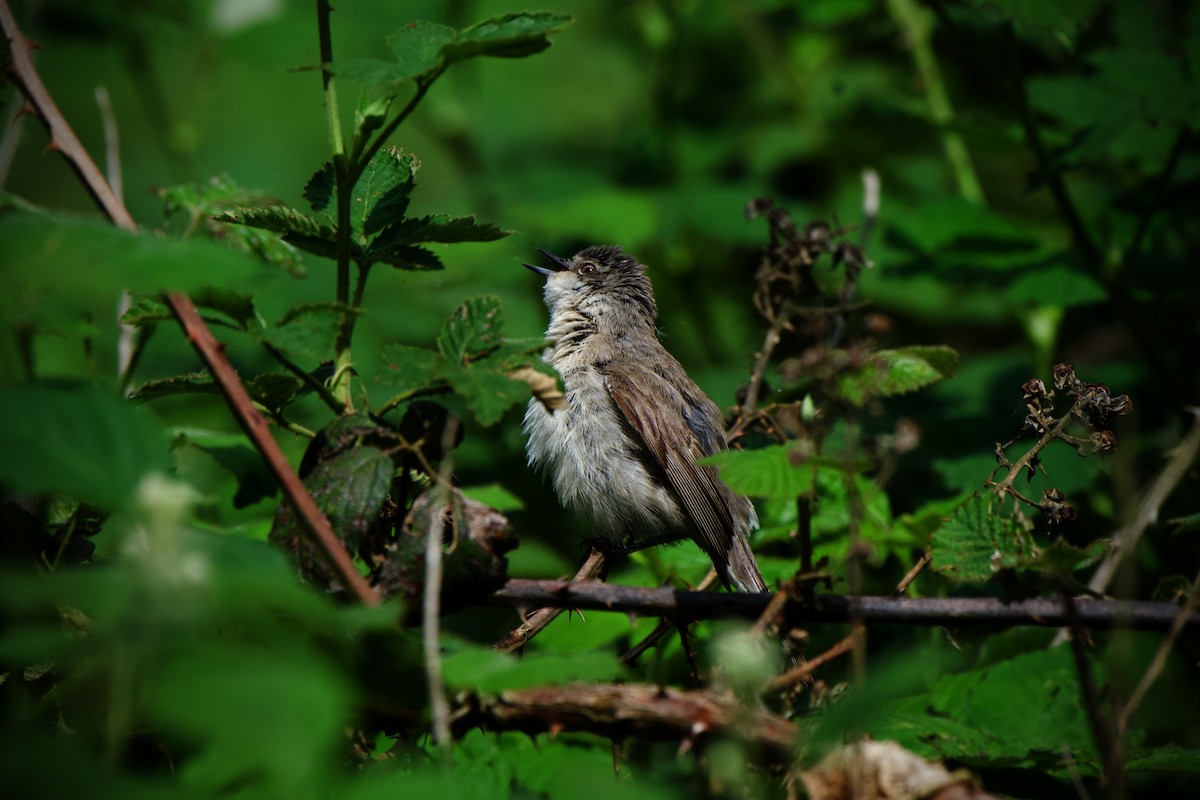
left=522, top=245, right=767, bottom=592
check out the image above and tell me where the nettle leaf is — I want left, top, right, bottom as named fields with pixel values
left=371, top=243, right=444, bottom=271
left=438, top=295, right=505, bottom=365
left=377, top=344, right=443, bottom=395
left=385, top=20, right=457, bottom=80
left=445, top=366, right=530, bottom=426
left=130, top=372, right=219, bottom=403
left=302, top=163, right=334, bottom=212
left=219, top=206, right=338, bottom=263
left=702, top=445, right=852, bottom=500
left=356, top=147, right=418, bottom=239
left=371, top=214, right=509, bottom=252
left=444, top=12, right=574, bottom=63
left=839, top=346, right=959, bottom=406
left=261, top=303, right=359, bottom=364
left=120, top=294, right=172, bottom=326
left=930, top=493, right=1036, bottom=582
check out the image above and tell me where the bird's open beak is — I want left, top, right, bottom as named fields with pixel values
left=523, top=247, right=571, bottom=277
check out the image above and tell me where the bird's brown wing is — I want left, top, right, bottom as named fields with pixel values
left=601, top=361, right=742, bottom=581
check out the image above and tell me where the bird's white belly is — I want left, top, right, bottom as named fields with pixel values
left=523, top=367, right=683, bottom=541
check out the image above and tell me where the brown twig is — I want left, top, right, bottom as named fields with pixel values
left=1062, top=593, right=1125, bottom=800
left=493, top=548, right=608, bottom=652
left=489, top=582, right=1200, bottom=631
left=1116, top=566, right=1200, bottom=738
left=767, top=624, right=865, bottom=692
left=1088, top=408, right=1200, bottom=595
left=621, top=570, right=719, bottom=664
left=449, top=682, right=796, bottom=760
left=892, top=550, right=931, bottom=597
left=0, top=4, right=378, bottom=606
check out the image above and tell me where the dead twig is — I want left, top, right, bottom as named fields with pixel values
left=489, top=582, right=1200, bottom=631
left=767, top=624, right=864, bottom=693
left=493, top=548, right=608, bottom=652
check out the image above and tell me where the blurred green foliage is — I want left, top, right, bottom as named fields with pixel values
left=2, top=0, right=1199, bottom=797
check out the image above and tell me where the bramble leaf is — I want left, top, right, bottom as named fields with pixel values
left=930, top=493, right=1035, bottom=582
left=438, top=295, right=505, bottom=365
left=839, top=345, right=959, bottom=406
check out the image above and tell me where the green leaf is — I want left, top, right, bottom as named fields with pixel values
left=839, top=346, right=959, bottom=406
left=0, top=209, right=270, bottom=329
left=930, top=493, right=1036, bottom=582
left=371, top=214, right=509, bottom=251
left=385, top=20, right=457, bottom=80
left=245, top=372, right=305, bottom=412
left=355, top=147, right=418, bottom=238
left=372, top=243, right=444, bottom=271
left=460, top=483, right=524, bottom=512
left=286, top=446, right=394, bottom=551
left=174, top=431, right=278, bottom=509
left=445, top=366, right=530, bottom=426
left=438, top=295, right=505, bottom=365
left=219, top=206, right=339, bottom=263
left=302, top=162, right=334, bottom=212
left=0, top=384, right=170, bottom=509
left=130, top=372, right=219, bottom=403
left=702, top=444, right=847, bottom=500
left=142, top=643, right=352, bottom=795
left=444, top=12, right=574, bottom=63
left=1168, top=512, right=1200, bottom=535
left=262, top=303, right=358, bottom=364
left=376, top=344, right=444, bottom=395
left=442, top=647, right=623, bottom=693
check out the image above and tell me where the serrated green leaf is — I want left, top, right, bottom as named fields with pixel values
left=262, top=303, right=358, bottom=364
left=0, top=384, right=170, bottom=510
left=302, top=163, right=334, bottom=212
left=930, top=493, right=1036, bottom=582
left=120, top=294, right=172, bottom=326
left=376, top=344, right=444, bottom=395
left=385, top=20, right=457, bottom=80
left=443, top=12, right=574, bottom=63
left=701, top=445, right=848, bottom=500
left=219, top=206, right=339, bottom=263
left=356, top=147, right=418, bottom=239
left=129, top=372, right=218, bottom=403
left=374, top=214, right=509, bottom=250
left=446, top=366, right=530, bottom=426
left=372, top=243, right=444, bottom=270
left=438, top=295, right=505, bottom=365
left=839, top=345, right=959, bottom=406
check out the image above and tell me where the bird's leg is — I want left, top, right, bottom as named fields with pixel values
left=613, top=530, right=688, bottom=555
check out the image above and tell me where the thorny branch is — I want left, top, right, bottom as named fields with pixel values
left=449, top=683, right=797, bottom=761
left=488, top=581, right=1200, bottom=632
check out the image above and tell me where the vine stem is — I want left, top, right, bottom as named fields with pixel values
left=993, top=400, right=1082, bottom=494
left=1, top=0, right=378, bottom=606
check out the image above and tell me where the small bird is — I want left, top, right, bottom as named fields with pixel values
left=522, top=245, right=767, bottom=592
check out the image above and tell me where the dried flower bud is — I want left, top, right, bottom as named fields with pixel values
left=1021, top=378, right=1048, bottom=403
left=1041, top=487, right=1077, bottom=526
left=1090, top=430, right=1118, bottom=453
left=1052, top=363, right=1077, bottom=391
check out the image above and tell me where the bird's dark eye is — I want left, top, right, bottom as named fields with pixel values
left=579, top=263, right=596, bottom=275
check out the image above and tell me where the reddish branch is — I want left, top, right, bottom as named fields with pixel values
left=489, top=581, right=1200, bottom=632
left=1, top=2, right=378, bottom=606
left=451, top=682, right=796, bottom=760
